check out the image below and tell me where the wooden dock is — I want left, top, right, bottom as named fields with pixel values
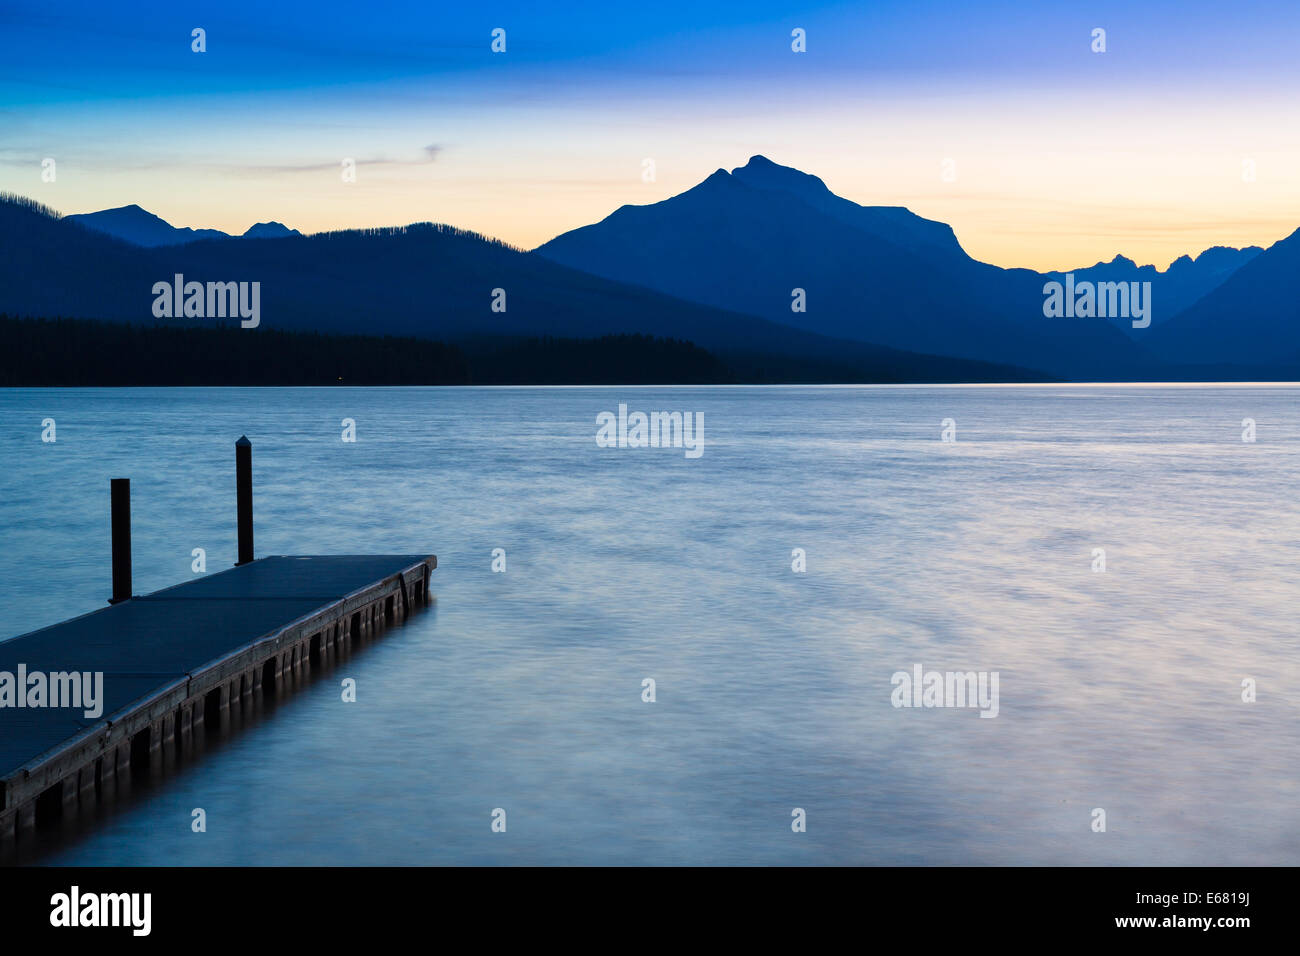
left=0, top=436, right=435, bottom=858
left=0, top=553, right=435, bottom=854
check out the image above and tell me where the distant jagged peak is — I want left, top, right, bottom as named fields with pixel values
left=1189, top=243, right=1264, bottom=264
left=1074, top=246, right=1261, bottom=276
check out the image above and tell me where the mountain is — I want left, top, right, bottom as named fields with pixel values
left=1148, top=228, right=1300, bottom=365
left=64, top=204, right=232, bottom=246
left=0, top=193, right=1040, bottom=383
left=1161, top=246, right=1263, bottom=310
left=1044, top=245, right=1262, bottom=334
left=729, top=155, right=967, bottom=260
left=8, top=164, right=1294, bottom=381
left=242, top=221, right=301, bottom=239
left=64, top=205, right=300, bottom=246
left=535, top=156, right=1150, bottom=379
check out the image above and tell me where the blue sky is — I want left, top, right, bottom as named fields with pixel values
left=2, top=0, right=1298, bottom=267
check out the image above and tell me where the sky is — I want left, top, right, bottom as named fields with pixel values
left=1, top=0, right=1298, bottom=270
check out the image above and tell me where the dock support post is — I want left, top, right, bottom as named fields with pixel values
left=216, top=684, right=230, bottom=728
left=17, top=802, right=35, bottom=837
left=60, top=776, right=78, bottom=814
left=109, top=478, right=132, bottom=604
left=178, top=704, right=193, bottom=750
left=235, top=436, right=253, bottom=566
left=100, top=755, right=117, bottom=801
left=78, top=764, right=96, bottom=805
left=148, top=724, right=163, bottom=773
left=160, top=714, right=177, bottom=768
left=115, top=742, right=132, bottom=793
left=0, top=810, right=15, bottom=854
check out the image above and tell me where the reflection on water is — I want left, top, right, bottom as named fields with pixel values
left=1, top=385, right=1297, bottom=865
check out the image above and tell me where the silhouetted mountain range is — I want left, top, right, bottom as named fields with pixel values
left=537, top=156, right=1282, bottom=377
left=1149, top=227, right=1300, bottom=365
left=242, top=221, right=301, bottom=240
left=3, top=154, right=1297, bottom=382
left=0, top=193, right=1036, bottom=384
left=1041, top=246, right=1262, bottom=334
left=65, top=204, right=301, bottom=246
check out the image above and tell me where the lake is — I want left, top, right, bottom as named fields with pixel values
left=2, top=385, right=1297, bottom=865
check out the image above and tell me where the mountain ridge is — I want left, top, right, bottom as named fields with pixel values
left=5, top=154, right=1296, bottom=380
left=535, top=156, right=1150, bottom=377
left=536, top=155, right=1286, bottom=372
left=0, top=192, right=1042, bottom=384
left=65, top=204, right=301, bottom=247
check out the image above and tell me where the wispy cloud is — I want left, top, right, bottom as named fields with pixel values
left=229, top=144, right=444, bottom=175
left=0, top=144, right=446, bottom=174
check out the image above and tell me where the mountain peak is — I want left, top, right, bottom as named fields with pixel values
left=689, top=169, right=735, bottom=194
left=98, top=203, right=162, bottom=221
left=65, top=204, right=231, bottom=247
left=730, top=155, right=831, bottom=200
left=242, top=221, right=301, bottom=239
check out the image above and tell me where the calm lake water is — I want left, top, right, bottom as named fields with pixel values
left=2, top=385, right=1298, bottom=865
